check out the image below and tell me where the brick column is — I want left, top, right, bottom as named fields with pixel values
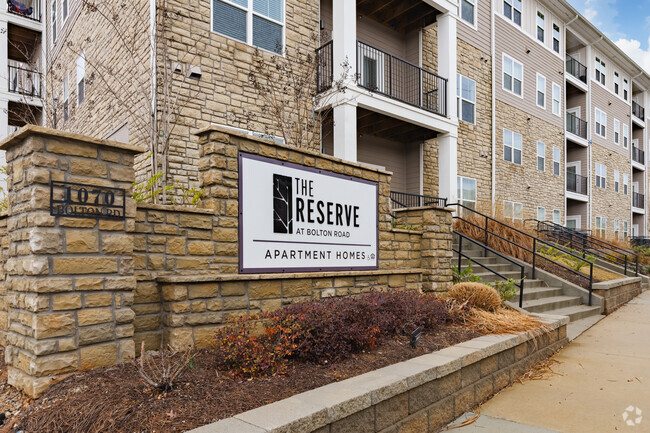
left=0, top=126, right=143, bottom=397
left=420, top=207, right=453, bottom=293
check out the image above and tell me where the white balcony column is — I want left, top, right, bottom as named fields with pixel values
left=0, top=20, right=7, bottom=94
left=438, top=132, right=458, bottom=204
left=332, top=0, right=356, bottom=80
left=0, top=99, right=8, bottom=139
left=332, top=102, right=357, bottom=162
left=437, top=12, right=457, bottom=120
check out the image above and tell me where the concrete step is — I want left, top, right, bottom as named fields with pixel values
left=523, top=279, right=545, bottom=288
left=521, top=295, right=582, bottom=313
left=513, top=286, right=564, bottom=303
left=566, top=314, right=606, bottom=340
left=543, top=304, right=603, bottom=322
left=453, top=256, right=499, bottom=266
left=474, top=271, right=524, bottom=283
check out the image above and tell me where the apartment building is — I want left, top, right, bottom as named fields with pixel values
left=44, top=0, right=650, bottom=238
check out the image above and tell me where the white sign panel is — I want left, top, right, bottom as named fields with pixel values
left=239, top=153, right=378, bottom=273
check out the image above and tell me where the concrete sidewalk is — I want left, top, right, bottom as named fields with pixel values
left=448, top=290, right=650, bottom=433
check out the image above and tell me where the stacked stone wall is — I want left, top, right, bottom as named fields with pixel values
left=591, top=144, right=632, bottom=237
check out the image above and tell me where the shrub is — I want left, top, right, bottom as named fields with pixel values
left=134, top=342, right=195, bottom=391
left=448, top=282, right=502, bottom=312
left=452, top=260, right=482, bottom=284
left=489, top=278, right=519, bottom=302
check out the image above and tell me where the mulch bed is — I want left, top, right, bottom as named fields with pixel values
left=3, top=324, right=480, bottom=433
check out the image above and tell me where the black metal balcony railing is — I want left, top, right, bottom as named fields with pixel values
left=7, top=0, right=41, bottom=22
left=356, top=41, right=447, bottom=117
left=390, top=191, right=447, bottom=210
left=566, top=112, right=588, bottom=139
left=316, top=41, right=333, bottom=93
left=633, top=192, right=645, bottom=209
left=8, top=64, right=41, bottom=98
left=566, top=171, right=588, bottom=195
left=566, top=55, right=587, bottom=84
left=633, top=101, right=645, bottom=120
left=633, top=146, right=645, bottom=165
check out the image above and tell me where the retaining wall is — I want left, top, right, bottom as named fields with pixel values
left=593, top=277, right=642, bottom=314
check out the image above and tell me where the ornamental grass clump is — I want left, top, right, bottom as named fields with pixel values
left=448, top=282, right=502, bottom=312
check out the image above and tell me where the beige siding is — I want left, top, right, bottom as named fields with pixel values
left=566, top=200, right=588, bottom=229
left=566, top=145, right=587, bottom=177
left=457, top=0, right=491, bottom=55
left=591, top=83, right=631, bottom=157
left=357, top=135, right=420, bottom=195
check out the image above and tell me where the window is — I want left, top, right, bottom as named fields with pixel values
left=614, top=170, right=619, bottom=192
left=595, top=163, right=606, bottom=189
left=536, top=74, right=546, bottom=108
left=552, top=23, right=560, bottom=53
left=537, top=207, right=546, bottom=221
left=614, top=119, right=620, bottom=144
left=614, top=219, right=620, bottom=238
left=553, top=210, right=561, bottom=224
left=62, top=0, right=68, bottom=21
left=536, top=11, right=545, bottom=42
left=624, top=173, right=629, bottom=195
left=623, top=79, right=629, bottom=100
left=624, top=221, right=629, bottom=238
left=553, top=147, right=560, bottom=175
left=457, top=176, right=477, bottom=210
left=614, top=72, right=619, bottom=94
left=623, top=124, right=629, bottom=148
left=503, top=129, right=522, bottom=165
left=595, top=216, right=607, bottom=237
left=212, top=0, right=285, bottom=54
left=63, top=75, right=69, bottom=122
left=595, top=108, right=606, bottom=138
left=51, top=1, right=57, bottom=44
left=504, top=201, right=523, bottom=221
left=76, top=52, right=85, bottom=106
left=457, top=74, right=476, bottom=124
left=461, top=0, right=476, bottom=26
left=552, top=83, right=561, bottom=115
left=504, top=0, right=522, bottom=25
left=537, top=141, right=545, bottom=171
left=503, top=55, right=523, bottom=96
left=595, top=57, right=606, bottom=85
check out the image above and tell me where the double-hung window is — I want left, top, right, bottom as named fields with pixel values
left=536, top=74, right=546, bottom=108
left=614, top=72, right=620, bottom=94
left=504, top=129, right=522, bottom=165
left=63, top=75, right=69, bottom=122
left=624, top=221, right=629, bottom=238
left=624, top=173, right=629, bottom=195
left=537, top=207, right=546, bottom=221
left=504, top=0, right=522, bottom=26
left=623, top=124, right=629, bottom=148
left=614, top=119, right=620, bottom=144
left=503, top=55, right=523, bottom=96
left=457, top=74, right=476, bottom=124
left=553, top=147, right=560, bottom=175
left=51, top=1, right=57, bottom=44
left=595, top=108, right=606, bottom=138
left=76, top=52, right=85, bottom=106
left=213, top=0, right=285, bottom=54
left=62, top=0, right=68, bottom=22
left=595, top=57, right=606, bottom=85
left=461, top=0, right=476, bottom=26
left=552, top=23, right=560, bottom=53
left=553, top=210, right=561, bottom=225
left=457, top=176, right=477, bottom=210
left=536, top=11, right=545, bottom=43
left=614, top=170, right=619, bottom=193
left=595, top=163, right=606, bottom=189
left=504, top=201, right=523, bottom=221
left=552, top=83, right=561, bottom=115
left=537, top=141, right=545, bottom=171
left=614, top=220, right=620, bottom=238
left=595, top=216, right=607, bottom=237
left=624, top=79, right=629, bottom=100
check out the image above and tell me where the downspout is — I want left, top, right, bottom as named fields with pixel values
left=150, top=0, right=158, bottom=200
left=565, top=14, right=579, bottom=27
left=490, top=0, right=496, bottom=214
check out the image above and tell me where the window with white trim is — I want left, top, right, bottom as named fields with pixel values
left=595, top=57, right=606, bottom=85
left=62, top=0, right=68, bottom=21
left=553, top=147, right=560, bottom=175
left=614, top=119, right=620, bottom=144
left=536, top=11, right=545, bottom=42
left=504, top=200, right=523, bottom=221
left=503, top=129, right=522, bottom=165
left=536, top=74, right=546, bottom=108
left=537, top=141, right=545, bottom=171
left=624, top=79, right=629, bottom=100
left=461, top=0, right=476, bottom=26
left=537, top=206, right=546, bottom=221
left=552, top=23, right=560, bottom=53
left=623, top=124, right=629, bottom=148
left=76, top=52, right=85, bottom=106
left=624, top=220, right=629, bottom=237
left=504, top=0, right=522, bottom=26
left=552, top=83, right=561, bottom=116
left=212, top=0, right=285, bottom=54
left=503, top=55, right=523, bottom=96
left=457, top=74, right=476, bottom=124
left=63, top=75, right=69, bottom=123
left=614, top=219, right=620, bottom=238
left=51, top=1, right=57, bottom=44
left=595, top=216, right=607, bottom=237
left=614, top=170, right=619, bottom=193
left=614, top=72, right=619, bottom=94
left=457, top=176, right=477, bottom=210
left=595, top=108, right=606, bottom=138
left=553, top=209, right=561, bottom=224
left=595, top=163, right=606, bottom=189
left=624, top=173, right=629, bottom=195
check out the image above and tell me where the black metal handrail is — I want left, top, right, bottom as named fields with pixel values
left=316, top=41, right=333, bottom=93
left=8, top=64, right=41, bottom=97
left=566, top=55, right=587, bottom=84
left=566, top=112, right=588, bottom=139
left=7, top=0, right=41, bottom=22
left=357, top=40, right=447, bottom=117
left=454, top=231, right=526, bottom=307
left=451, top=203, right=594, bottom=305
left=390, top=191, right=447, bottom=210
left=534, top=220, right=638, bottom=277
left=566, top=171, right=588, bottom=195
left=633, top=192, right=645, bottom=209
left=633, top=101, right=645, bottom=120
left=631, top=236, right=650, bottom=247
left=632, top=146, right=645, bottom=165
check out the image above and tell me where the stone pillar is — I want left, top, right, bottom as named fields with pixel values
left=0, top=126, right=142, bottom=397
left=333, top=102, right=357, bottom=162
left=420, top=208, right=453, bottom=292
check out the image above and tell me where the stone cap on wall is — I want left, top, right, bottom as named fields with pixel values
left=0, top=125, right=145, bottom=154
left=137, top=202, right=214, bottom=215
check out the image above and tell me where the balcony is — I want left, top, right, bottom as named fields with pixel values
left=566, top=171, right=588, bottom=196
left=633, top=101, right=645, bottom=121
left=566, top=112, right=587, bottom=139
left=633, top=146, right=645, bottom=165
left=316, top=41, right=333, bottom=93
left=633, top=192, right=645, bottom=209
left=566, top=55, right=587, bottom=84
left=8, top=63, right=41, bottom=98
left=7, top=0, right=41, bottom=22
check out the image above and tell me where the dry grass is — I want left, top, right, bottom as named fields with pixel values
left=518, top=356, right=563, bottom=383
left=578, top=265, right=623, bottom=282
left=454, top=217, right=535, bottom=264
left=461, top=307, right=547, bottom=336
left=448, top=283, right=502, bottom=312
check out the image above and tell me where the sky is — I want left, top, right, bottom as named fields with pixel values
left=568, top=0, right=650, bottom=73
